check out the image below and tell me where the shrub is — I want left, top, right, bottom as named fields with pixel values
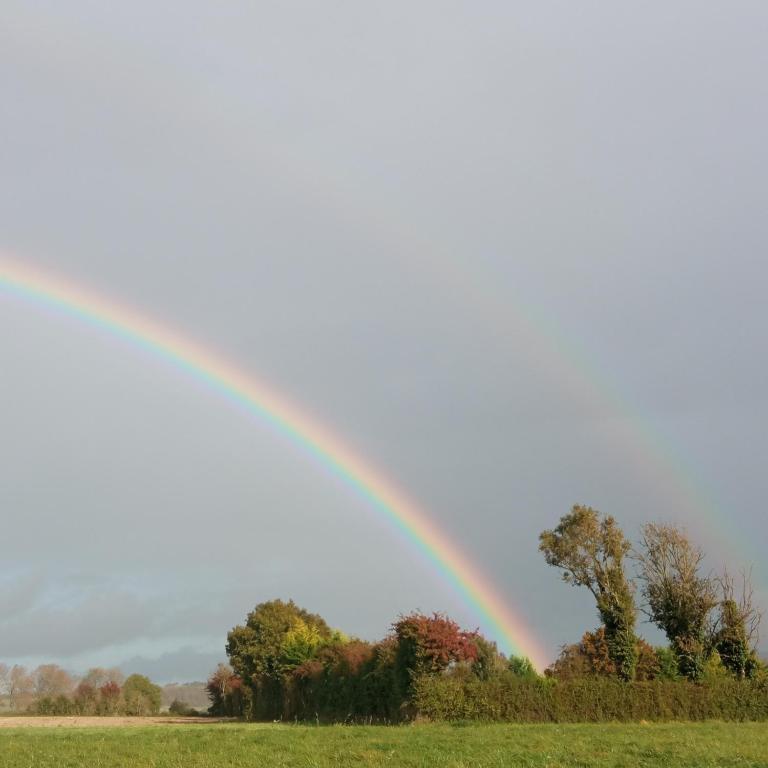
left=411, top=672, right=768, bottom=722
left=168, top=699, right=198, bottom=716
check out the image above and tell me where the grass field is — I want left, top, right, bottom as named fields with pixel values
left=0, top=722, right=767, bottom=767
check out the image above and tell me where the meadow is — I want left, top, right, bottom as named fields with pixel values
left=0, top=722, right=767, bottom=767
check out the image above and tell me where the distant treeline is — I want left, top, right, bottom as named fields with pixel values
left=207, top=506, right=766, bottom=722
left=0, top=665, right=200, bottom=716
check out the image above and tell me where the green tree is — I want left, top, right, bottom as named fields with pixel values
left=121, top=674, right=161, bottom=716
left=539, top=505, right=638, bottom=680
left=634, top=523, right=716, bottom=681
left=226, top=599, right=334, bottom=719
left=712, top=570, right=762, bottom=678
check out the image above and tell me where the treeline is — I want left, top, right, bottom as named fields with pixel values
left=539, top=506, right=762, bottom=682
left=0, top=664, right=164, bottom=716
left=206, top=602, right=489, bottom=721
left=207, top=505, right=766, bottom=722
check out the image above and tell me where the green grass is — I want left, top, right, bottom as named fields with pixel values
left=0, top=722, right=766, bottom=767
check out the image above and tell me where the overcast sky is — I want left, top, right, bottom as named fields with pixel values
left=1, top=2, right=766, bottom=681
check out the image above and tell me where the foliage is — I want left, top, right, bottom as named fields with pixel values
left=507, top=655, right=539, bottom=680
left=654, top=646, right=680, bottom=680
left=226, top=599, right=334, bottom=719
left=206, top=664, right=246, bottom=717
left=32, top=664, right=74, bottom=699
left=73, top=682, right=99, bottom=715
left=635, top=523, right=716, bottom=681
left=546, top=627, right=657, bottom=681
left=122, top=674, right=162, bottom=716
left=81, top=667, right=124, bottom=689
left=287, top=639, right=395, bottom=721
left=413, top=672, right=768, bottom=722
left=472, top=637, right=508, bottom=680
left=168, top=699, right=198, bottom=716
left=32, top=694, right=76, bottom=715
left=393, top=613, right=478, bottom=692
left=712, top=570, right=763, bottom=679
left=98, top=681, right=122, bottom=715
left=6, top=665, right=34, bottom=711
left=539, top=505, right=638, bottom=680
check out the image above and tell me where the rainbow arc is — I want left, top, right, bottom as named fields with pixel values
left=0, top=254, right=547, bottom=669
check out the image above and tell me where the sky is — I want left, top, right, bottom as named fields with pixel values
left=1, top=1, right=767, bottom=682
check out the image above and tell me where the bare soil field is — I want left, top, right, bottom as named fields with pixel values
left=0, top=715, right=220, bottom=728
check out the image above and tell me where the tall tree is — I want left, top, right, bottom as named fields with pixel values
left=226, top=599, right=334, bottom=719
left=634, top=523, right=717, bottom=680
left=32, top=664, right=74, bottom=699
left=712, top=569, right=763, bottom=678
left=8, top=665, right=34, bottom=711
left=81, top=667, right=124, bottom=690
left=206, top=663, right=245, bottom=717
left=539, top=505, right=638, bottom=680
left=0, top=663, right=9, bottom=702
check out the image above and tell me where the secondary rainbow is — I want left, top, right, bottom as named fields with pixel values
left=0, top=254, right=547, bottom=669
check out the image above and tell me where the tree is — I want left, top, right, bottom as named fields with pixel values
left=226, top=599, right=335, bottom=719
left=98, top=681, right=122, bottom=715
left=393, top=612, right=478, bottom=693
left=0, top=663, right=9, bottom=703
left=206, top=663, right=245, bottom=717
left=227, top=600, right=333, bottom=684
left=81, top=667, right=124, bottom=690
left=634, top=523, right=717, bottom=681
left=122, top=674, right=162, bottom=715
left=539, top=505, right=638, bottom=680
left=712, top=569, right=763, bottom=678
left=73, top=681, right=99, bottom=715
left=32, top=664, right=74, bottom=699
left=8, top=665, right=34, bottom=711
left=545, top=627, right=659, bottom=681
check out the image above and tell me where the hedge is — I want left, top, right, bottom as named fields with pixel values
left=411, top=674, right=768, bottom=722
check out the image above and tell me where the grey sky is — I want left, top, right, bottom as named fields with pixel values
left=1, top=2, right=766, bottom=679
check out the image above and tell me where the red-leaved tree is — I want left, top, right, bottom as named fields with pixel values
left=393, top=613, right=478, bottom=691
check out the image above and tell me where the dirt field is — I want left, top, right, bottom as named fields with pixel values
left=0, top=716, right=220, bottom=728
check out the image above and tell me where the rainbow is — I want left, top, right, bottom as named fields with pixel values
left=0, top=254, right=547, bottom=669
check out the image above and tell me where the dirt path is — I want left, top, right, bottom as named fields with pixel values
left=0, top=716, right=224, bottom=728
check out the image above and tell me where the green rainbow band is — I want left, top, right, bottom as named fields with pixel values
left=0, top=255, right=547, bottom=669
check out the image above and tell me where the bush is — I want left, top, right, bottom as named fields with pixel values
left=33, top=694, right=76, bottom=715
left=168, top=699, right=198, bottom=716
left=411, top=672, right=768, bottom=722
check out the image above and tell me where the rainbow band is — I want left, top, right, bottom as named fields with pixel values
left=0, top=255, right=546, bottom=669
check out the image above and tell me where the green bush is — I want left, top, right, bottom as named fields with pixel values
left=168, top=699, right=199, bottom=716
left=32, top=694, right=76, bottom=715
left=411, top=672, right=768, bottom=722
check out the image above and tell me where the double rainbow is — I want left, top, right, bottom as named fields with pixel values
left=0, top=255, right=547, bottom=669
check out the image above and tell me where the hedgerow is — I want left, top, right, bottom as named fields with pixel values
left=411, top=673, right=768, bottom=722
